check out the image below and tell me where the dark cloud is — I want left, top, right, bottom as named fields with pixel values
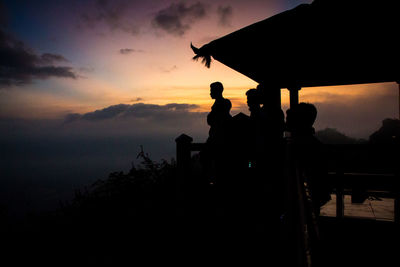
left=40, top=53, right=68, bottom=64
left=131, top=97, right=143, bottom=102
left=165, top=103, right=197, bottom=110
left=161, top=65, right=178, bottom=73
left=0, top=29, right=77, bottom=88
left=152, top=2, right=207, bottom=36
left=82, top=104, right=130, bottom=121
left=65, top=103, right=201, bottom=123
left=119, top=48, right=143, bottom=55
left=30, top=66, right=77, bottom=79
left=217, top=5, right=233, bottom=27
left=79, top=66, right=95, bottom=73
left=120, top=48, right=134, bottom=54
left=80, top=0, right=140, bottom=35
left=64, top=113, right=81, bottom=124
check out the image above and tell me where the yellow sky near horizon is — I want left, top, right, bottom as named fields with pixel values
left=1, top=80, right=397, bottom=120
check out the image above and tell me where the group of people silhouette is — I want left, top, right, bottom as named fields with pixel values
left=200, top=81, right=331, bottom=236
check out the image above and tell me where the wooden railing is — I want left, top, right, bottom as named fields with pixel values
left=176, top=134, right=400, bottom=223
left=324, top=144, right=400, bottom=223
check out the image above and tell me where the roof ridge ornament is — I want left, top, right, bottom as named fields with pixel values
left=191, top=42, right=212, bottom=68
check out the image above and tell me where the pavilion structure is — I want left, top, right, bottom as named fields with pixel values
left=189, top=1, right=399, bottom=266
left=191, top=0, right=399, bottom=112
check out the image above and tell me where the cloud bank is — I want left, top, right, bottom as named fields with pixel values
left=119, top=48, right=143, bottom=55
left=80, top=0, right=141, bottom=35
left=0, top=29, right=77, bottom=88
left=60, top=102, right=208, bottom=142
left=0, top=102, right=208, bottom=211
left=65, top=102, right=201, bottom=123
left=152, top=2, right=207, bottom=36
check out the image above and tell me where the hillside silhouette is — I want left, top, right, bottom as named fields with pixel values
left=316, top=128, right=367, bottom=144
left=370, top=118, right=400, bottom=144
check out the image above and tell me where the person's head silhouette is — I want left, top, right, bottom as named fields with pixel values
left=246, top=88, right=260, bottom=114
left=210, top=82, right=224, bottom=99
left=286, top=102, right=317, bottom=134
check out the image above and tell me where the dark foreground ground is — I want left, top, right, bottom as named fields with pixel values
left=2, top=211, right=399, bottom=266
left=1, top=150, right=399, bottom=266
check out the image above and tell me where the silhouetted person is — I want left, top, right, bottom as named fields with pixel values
left=228, top=87, right=286, bottom=236
left=230, top=111, right=252, bottom=165
left=247, top=88, right=261, bottom=117
left=284, top=102, right=332, bottom=266
left=242, top=88, right=268, bottom=227
left=247, top=87, right=285, bottom=161
left=252, top=86, right=286, bottom=226
left=207, top=81, right=232, bottom=145
left=257, top=84, right=285, bottom=142
left=240, top=88, right=261, bottom=162
left=286, top=102, right=331, bottom=215
left=200, top=82, right=233, bottom=219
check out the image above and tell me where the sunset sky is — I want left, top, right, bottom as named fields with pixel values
left=1, top=0, right=397, bottom=131
left=0, top=0, right=398, bottom=213
left=1, top=0, right=292, bottom=118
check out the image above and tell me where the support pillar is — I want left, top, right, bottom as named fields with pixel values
left=395, top=193, right=400, bottom=224
left=397, top=81, right=400, bottom=119
left=336, top=170, right=344, bottom=219
left=395, top=80, right=400, bottom=223
left=288, top=86, right=301, bottom=109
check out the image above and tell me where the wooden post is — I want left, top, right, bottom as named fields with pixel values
left=395, top=167, right=400, bottom=224
left=394, top=81, right=400, bottom=223
left=336, top=154, right=344, bottom=219
left=176, top=134, right=193, bottom=168
left=395, top=195, right=400, bottom=224
left=289, top=86, right=301, bottom=109
left=336, top=171, right=344, bottom=219
left=397, top=81, right=400, bottom=119
left=175, top=134, right=193, bottom=215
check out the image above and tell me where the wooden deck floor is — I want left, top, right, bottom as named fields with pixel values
left=317, top=195, right=399, bottom=266
left=320, top=194, right=394, bottom=221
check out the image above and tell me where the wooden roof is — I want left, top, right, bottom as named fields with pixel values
left=191, top=0, right=399, bottom=88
